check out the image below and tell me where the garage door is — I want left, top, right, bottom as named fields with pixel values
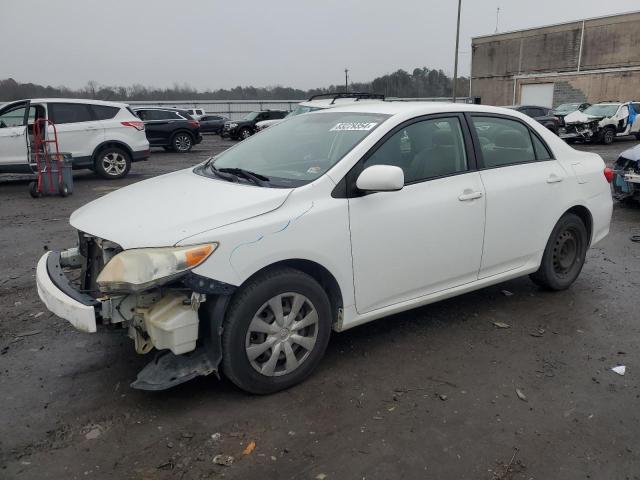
left=520, top=83, right=554, bottom=108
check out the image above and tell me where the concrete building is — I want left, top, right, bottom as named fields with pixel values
left=470, top=11, right=640, bottom=107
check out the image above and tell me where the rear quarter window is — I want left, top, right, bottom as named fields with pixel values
left=91, top=105, right=120, bottom=121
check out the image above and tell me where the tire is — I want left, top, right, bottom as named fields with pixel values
left=602, top=127, right=615, bottom=145
left=635, top=133, right=640, bottom=141
left=529, top=213, right=588, bottom=291
left=29, top=181, right=41, bottom=198
left=240, top=127, right=252, bottom=140
left=59, top=181, right=70, bottom=197
left=94, top=147, right=131, bottom=179
left=222, top=267, right=332, bottom=394
left=172, top=132, right=193, bottom=153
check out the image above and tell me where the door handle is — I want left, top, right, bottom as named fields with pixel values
left=546, top=174, right=564, bottom=184
left=458, top=190, right=483, bottom=201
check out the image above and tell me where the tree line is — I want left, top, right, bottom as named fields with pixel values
left=0, top=68, right=469, bottom=102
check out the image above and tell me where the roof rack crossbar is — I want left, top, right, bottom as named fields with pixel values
left=307, top=92, right=386, bottom=104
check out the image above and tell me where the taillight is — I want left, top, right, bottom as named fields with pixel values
left=604, top=167, right=614, bottom=183
left=121, top=121, right=145, bottom=131
left=188, top=120, right=200, bottom=128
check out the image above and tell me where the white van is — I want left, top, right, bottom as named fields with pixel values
left=0, top=99, right=150, bottom=179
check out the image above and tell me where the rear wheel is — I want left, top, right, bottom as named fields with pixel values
left=94, top=147, right=131, bottom=179
left=530, top=213, right=588, bottom=290
left=222, top=268, right=332, bottom=394
left=172, top=132, right=193, bottom=153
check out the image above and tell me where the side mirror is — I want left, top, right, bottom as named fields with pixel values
left=356, top=165, right=404, bottom=192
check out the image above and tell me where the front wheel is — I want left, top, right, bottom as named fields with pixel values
left=94, top=148, right=131, bottom=179
left=240, top=127, right=252, bottom=140
left=529, top=213, right=588, bottom=290
left=221, top=268, right=332, bottom=394
left=602, top=127, right=615, bottom=145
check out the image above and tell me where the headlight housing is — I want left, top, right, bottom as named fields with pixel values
left=97, top=243, right=218, bottom=293
left=229, top=122, right=238, bottom=128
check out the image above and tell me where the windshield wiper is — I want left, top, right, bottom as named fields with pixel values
left=218, top=167, right=270, bottom=187
left=208, top=164, right=238, bottom=183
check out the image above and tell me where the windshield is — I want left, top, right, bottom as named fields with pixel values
left=583, top=104, right=619, bottom=117
left=554, top=103, right=580, bottom=113
left=286, top=105, right=323, bottom=117
left=242, top=111, right=260, bottom=121
left=198, top=111, right=389, bottom=187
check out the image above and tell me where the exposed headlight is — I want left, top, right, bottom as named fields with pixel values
left=228, top=123, right=238, bottom=128
left=97, top=243, right=218, bottom=293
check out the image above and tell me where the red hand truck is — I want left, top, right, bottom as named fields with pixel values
left=29, top=118, right=72, bottom=198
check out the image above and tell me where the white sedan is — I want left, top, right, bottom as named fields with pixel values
left=36, top=102, right=613, bottom=394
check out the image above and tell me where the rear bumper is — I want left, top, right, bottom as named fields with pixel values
left=195, top=134, right=203, bottom=145
left=132, top=149, right=151, bottom=162
left=36, top=251, right=98, bottom=333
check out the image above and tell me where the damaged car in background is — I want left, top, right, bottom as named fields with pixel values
left=36, top=102, right=612, bottom=394
left=612, top=143, right=640, bottom=202
left=559, top=101, right=640, bottom=144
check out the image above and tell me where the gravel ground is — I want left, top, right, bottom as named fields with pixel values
left=1, top=134, right=640, bottom=480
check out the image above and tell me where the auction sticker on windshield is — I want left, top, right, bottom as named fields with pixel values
left=330, top=122, right=378, bottom=131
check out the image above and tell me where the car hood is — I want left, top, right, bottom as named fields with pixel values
left=619, top=143, right=640, bottom=163
left=70, top=168, right=292, bottom=249
left=256, top=119, right=283, bottom=127
left=564, top=111, right=605, bottom=125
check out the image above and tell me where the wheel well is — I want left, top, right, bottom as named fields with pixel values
left=172, top=129, right=195, bottom=141
left=565, top=205, right=593, bottom=244
left=246, top=260, right=344, bottom=326
left=93, top=141, right=132, bottom=161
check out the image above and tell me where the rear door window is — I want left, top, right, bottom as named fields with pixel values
left=471, top=116, right=536, bottom=168
left=91, top=105, right=120, bottom=120
left=49, top=103, right=93, bottom=124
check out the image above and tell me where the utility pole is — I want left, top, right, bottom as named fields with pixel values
left=452, top=0, right=462, bottom=103
left=495, top=7, right=500, bottom=33
left=344, top=68, right=349, bottom=92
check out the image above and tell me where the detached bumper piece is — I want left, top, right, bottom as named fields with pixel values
left=131, top=348, right=217, bottom=391
left=36, top=251, right=98, bottom=332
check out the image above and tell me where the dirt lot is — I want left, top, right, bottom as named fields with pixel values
left=1, top=135, right=640, bottom=480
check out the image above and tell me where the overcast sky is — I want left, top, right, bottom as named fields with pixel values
left=1, top=0, right=639, bottom=91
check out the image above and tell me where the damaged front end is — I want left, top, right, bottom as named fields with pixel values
left=613, top=145, right=640, bottom=202
left=559, top=117, right=605, bottom=142
left=36, top=232, right=236, bottom=390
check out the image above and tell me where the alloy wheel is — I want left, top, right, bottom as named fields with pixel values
left=101, top=152, right=127, bottom=176
left=175, top=134, right=192, bottom=152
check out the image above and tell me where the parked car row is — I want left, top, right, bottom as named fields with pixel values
left=0, top=98, right=150, bottom=179
left=0, top=100, right=226, bottom=180
left=505, top=101, right=640, bottom=145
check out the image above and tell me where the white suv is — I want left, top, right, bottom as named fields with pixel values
left=36, top=102, right=612, bottom=394
left=185, top=108, right=206, bottom=120
left=255, top=92, right=386, bottom=131
left=0, top=99, right=150, bottom=179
